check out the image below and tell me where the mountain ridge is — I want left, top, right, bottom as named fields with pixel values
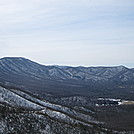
left=0, top=57, right=133, bottom=82
left=1, top=56, right=131, bottom=69
left=0, top=57, right=134, bottom=98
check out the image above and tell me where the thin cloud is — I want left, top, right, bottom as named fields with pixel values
left=0, top=0, right=134, bottom=67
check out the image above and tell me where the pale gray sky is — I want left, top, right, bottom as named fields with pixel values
left=0, top=0, right=134, bottom=67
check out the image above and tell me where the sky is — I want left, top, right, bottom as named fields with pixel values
left=0, top=0, right=134, bottom=67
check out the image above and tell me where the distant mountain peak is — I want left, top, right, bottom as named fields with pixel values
left=1, top=57, right=28, bottom=61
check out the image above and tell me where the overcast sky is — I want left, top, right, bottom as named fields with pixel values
left=0, top=0, right=134, bottom=67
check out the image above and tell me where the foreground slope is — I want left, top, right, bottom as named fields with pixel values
left=1, top=86, right=134, bottom=134
left=0, top=86, right=111, bottom=134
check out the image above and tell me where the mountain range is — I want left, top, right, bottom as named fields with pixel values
left=0, top=57, right=134, bottom=84
left=0, top=57, right=134, bottom=134
left=0, top=57, right=134, bottom=98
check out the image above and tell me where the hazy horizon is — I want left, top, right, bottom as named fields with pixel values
left=0, top=0, right=134, bottom=67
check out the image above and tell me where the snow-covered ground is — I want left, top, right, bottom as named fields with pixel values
left=96, top=97, right=134, bottom=106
